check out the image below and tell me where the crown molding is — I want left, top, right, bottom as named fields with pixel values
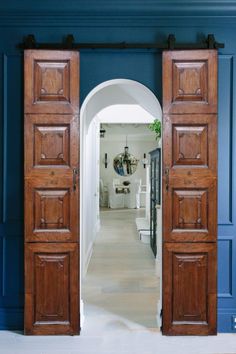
left=1, top=11, right=236, bottom=28
left=1, top=1, right=236, bottom=14
left=1, top=2, right=236, bottom=27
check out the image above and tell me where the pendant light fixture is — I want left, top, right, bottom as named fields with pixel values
left=113, top=134, right=139, bottom=176
left=124, top=135, right=129, bottom=157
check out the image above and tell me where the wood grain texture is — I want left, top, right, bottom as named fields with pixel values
left=162, top=50, right=217, bottom=335
left=24, top=50, right=80, bottom=335
left=24, top=243, right=79, bottom=335
left=24, top=114, right=79, bottom=177
left=25, top=179, right=79, bottom=242
left=24, top=50, right=79, bottom=114
left=163, top=178, right=217, bottom=242
left=163, top=114, right=217, bottom=177
left=163, top=243, right=217, bottom=335
left=163, top=50, right=217, bottom=114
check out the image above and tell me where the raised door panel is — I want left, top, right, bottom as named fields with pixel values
left=163, top=179, right=217, bottom=242
left=24, top=50, right=79, bottom=114
left=25, top=114, right=79, bottom=177
left=163, top=50, right=217, bottom=114
left=173, top=125, right=207, bottom=166
left=163, top=243, right=216, bottom=335
left=25, top=179, right=78, bottom=242
left=25, top=243, right=79, bottom=335
left=163, top=114, right=217, bottom=176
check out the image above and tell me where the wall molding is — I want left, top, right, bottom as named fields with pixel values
left=218, top=55, right=234, bottom=225
left=218, top=238, right=233, bottom=299
left=1, top=1, right=236, bottom=16
left=1, top=9, right=236, bottom=28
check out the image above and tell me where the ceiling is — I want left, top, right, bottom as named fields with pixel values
left=100, top=123, right=156, bottom=141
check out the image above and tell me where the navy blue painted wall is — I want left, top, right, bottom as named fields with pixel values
left=0, top=0, right=236, bottom=332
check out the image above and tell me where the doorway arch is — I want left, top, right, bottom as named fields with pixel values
left=80, top=79, right=162, bottom=326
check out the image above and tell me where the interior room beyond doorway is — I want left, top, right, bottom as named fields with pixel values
left=80, top=79, right=162, bottom=331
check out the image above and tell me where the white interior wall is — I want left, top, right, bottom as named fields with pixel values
left=83, top=118, right=100, bottom=275
left=82, top=80, right=162, bottom=132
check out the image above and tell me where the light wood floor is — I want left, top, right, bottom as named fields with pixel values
left=82, top=208, right=160, bottom=333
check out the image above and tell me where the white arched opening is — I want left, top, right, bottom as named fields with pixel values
left=80, top=79, right=162, bottom=326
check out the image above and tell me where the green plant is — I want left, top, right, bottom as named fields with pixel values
left=149, top=119, right=161, bottom=139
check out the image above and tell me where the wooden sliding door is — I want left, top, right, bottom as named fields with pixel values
left=24, top=50, right=80, bottom=335
left=23, top=48, right=217, bottom=336
left=162, top=50, right=218, bottom=335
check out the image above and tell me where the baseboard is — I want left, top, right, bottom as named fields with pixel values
left=0, top=308, right=23, bottom=330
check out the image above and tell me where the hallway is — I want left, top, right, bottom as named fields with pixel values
left=82, top=208, right=160, bottom=333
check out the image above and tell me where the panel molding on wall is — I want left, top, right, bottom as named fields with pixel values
left=0, top=54, right=7, bottom=224
left=218, top=238, right=233, bottom=299
left=1, top=54, right=23, bottom=223
left=0, top=54, right=2, bottom=223
left=0, top=235, right=23, bottom=299
left=218, top=55, right=234, bottom=226
left=0, top=238, right=3, bottom=297
left=0, top=52, right=24, bottom=330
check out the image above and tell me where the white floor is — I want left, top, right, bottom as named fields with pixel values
left=82, top=208, right=160, bottom=332
left=1, top=209, right=236, bottom=354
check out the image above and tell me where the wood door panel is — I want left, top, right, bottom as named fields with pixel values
left=25, top=243, right=79, bottom=335
left=163, top=179, right=217, bottom=242
left=173, top=60, right=208, bottom=103
left=173, top=189, right=208, bottom=230
left=163, top=114, right=217, bottom=175
left=25, top=114, right=78, bottom=176
left=25, top=179, right=78, bottom=242
left=162, top=50, right=217, bottom=335
left=173, top=125, right=208, bottom=166
left=34, top=253, right=70, bottom=323
left=24, top=50, right=79, bottom=114
left=34, top=60, right=70, bottom=103
left=163, top=243, right=216, bottom=335
left=163, top=50, right=217, bottom=114
left=34, top=125, right=70, bottom=166
left=24, top=50, right=80, bottom=334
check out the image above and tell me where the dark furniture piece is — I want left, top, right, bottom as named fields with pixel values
left=149, top=147, right=161, bottom=257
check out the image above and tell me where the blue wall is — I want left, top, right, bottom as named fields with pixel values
left=0, top=0, right=236, bottom=332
